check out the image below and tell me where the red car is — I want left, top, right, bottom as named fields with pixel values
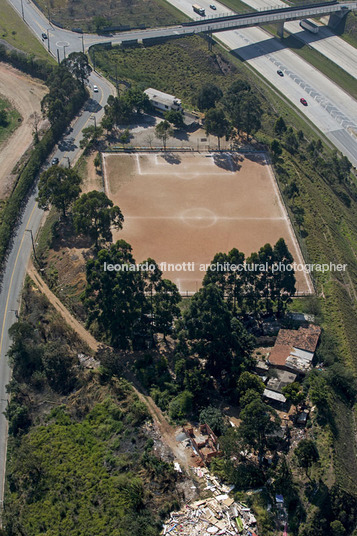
left=300, top=98, right=308, bottom=106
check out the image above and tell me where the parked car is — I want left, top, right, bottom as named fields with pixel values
left=277, top=69, right=284, bottom=76
left=41, top=32, right=48, bottom=40
left=93, top=85, right=99, bottom=93
left=300, top=97, right=308, bottom=106
left=210, top=4, right=217, bottom=9
left=51, top=157, right=59, bottom=165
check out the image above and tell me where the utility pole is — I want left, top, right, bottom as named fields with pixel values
left=25, top=229, right=39, bottom=265
left=46, top=28, right=50, bottom=53
left=115, top=64, right=119, bottom=96
left=20, top=0, right=25, bottom=20
left=65, top=156, right=70, bottom=168
left=79, top=35, right=84, bottom=54
left=57, top=48, right=60, bottom=64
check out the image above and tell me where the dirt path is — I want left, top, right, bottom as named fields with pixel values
left=0, top=63, right=47, bottom=199
left=27, top=260, right=99, bottom=352
left=27, top=261, right=191, bottom=471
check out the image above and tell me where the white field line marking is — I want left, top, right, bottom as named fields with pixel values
left=102, top=154, right=111, bottom=196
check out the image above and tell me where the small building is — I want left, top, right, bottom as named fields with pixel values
left=266, top=370, right=297, bottom=394
left=144, top=88, right=182, bottom=112
left=296, top=411, right=309, bottom=427
left=184, top=423, right=222, bottom=463
left=267, top=324, right=321, bottom=375
left=263, top=389, right=287, bottom=406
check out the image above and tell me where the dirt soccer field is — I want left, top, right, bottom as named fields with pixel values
left=103, top=152, right=312, bottom=294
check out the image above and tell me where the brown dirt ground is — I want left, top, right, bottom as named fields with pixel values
left=103, top=152, right=312, bottom=294
left=0, top=63, right=47, bottom=199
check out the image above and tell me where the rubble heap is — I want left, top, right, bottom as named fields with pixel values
left=162, top=468, right=258, bottom=536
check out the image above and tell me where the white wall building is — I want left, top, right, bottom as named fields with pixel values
left=144, top=88, right=182, bottom=112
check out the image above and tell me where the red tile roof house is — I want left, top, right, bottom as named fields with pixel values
left=267, top=324, right=321, bottom=375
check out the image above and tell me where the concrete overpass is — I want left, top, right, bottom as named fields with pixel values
left=100, top=1, right=357, bottom=45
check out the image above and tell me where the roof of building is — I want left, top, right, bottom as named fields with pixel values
left=268, top=325, right=321, bottom=367
left=266, top=370, right=297, bottom=393
left=263, top=389, right=287, bottom=403
left=144, top=88, right=181, bottom=106
left=291, top=347, right=314, bottom=362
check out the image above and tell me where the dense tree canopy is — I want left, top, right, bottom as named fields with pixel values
left=73, top=190, right=124, bottom=246
left=37, top=166, right=81, bottom=217
left=197, top=83, right=223, bottom=111
left=204, top=108, right=230, bottom=149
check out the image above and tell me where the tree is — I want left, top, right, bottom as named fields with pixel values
left=272, top=238, right=296, bottom=314
left=199, top=406, right=226, bottom=435
left=239, top=399, right=281, bottom=462
left=155, top=120, right=173, bottom=150
left=152, top=278, right=181, bottom=339
left=271, top=139, right=282, bottom=161
left=197, top=84, right=223, bottom=111
left=282, top=382, right=305, bottom=406
left=205, top=108, right=230, bottom=150
left=237, top=371, right=265, bottom=398
left=164, top=110, right=184, bottom=128
left=239, top=94, right=262, bottom=139
left=0, top=109, right=8, bottom=127
left=42, top=342, right=76, bottom=394
left=79, top=124, right=104, bottom=149
left=37, top=166, right=81, bottom=217
left=182, top=284, right=253, bottom=380
left=73, top=190, right=124, bottom=246
left=62, top=52, right=92, bottom=85
left=274, top=116, right=287, bottom=135
left=284, top=127, right=299, bottom=154
left=294, top=439, right=319, bottom=477
left=82, top=240, right=146, bottom=348
left=330, top=521, right=346, bottom=536
left=203, top=248, right=246, bottom=312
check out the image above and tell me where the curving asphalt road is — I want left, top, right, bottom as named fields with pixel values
left=0, top=6, right=114, bottom=512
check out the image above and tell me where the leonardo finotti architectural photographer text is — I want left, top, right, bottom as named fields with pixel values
left=103, top=261, right=347, bottom=274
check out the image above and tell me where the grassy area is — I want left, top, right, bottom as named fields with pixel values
left=260, top=24, right=357, bottom=100
left=0, top=94, right=21, bottom=144
left=0, top=0, right=53, bottom=61
left=35, top=0, right=187, bottom=33
left=93, top=36, right=239, bottom=106
left=215, top=0, right=252, bottom=14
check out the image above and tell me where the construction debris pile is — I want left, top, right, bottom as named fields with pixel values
left=162, top=468, right=258, bottom=536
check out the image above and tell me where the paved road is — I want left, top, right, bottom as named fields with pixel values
left=239, top=0, right=357, bottom=78
left=0, top=18, right=114, bottom=512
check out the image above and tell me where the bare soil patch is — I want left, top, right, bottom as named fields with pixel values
left=0, top=63, right=47, bottom=199
left=103, top=152, right=312, bottom=294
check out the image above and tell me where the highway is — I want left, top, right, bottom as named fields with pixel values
left=0, top=11, right=114, bottom=510
left=164, top=0, right=357, bottom=166
left=239, top=0, right=357, bottom=78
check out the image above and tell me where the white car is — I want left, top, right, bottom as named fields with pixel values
left=93, top=85, right=98, bottom=93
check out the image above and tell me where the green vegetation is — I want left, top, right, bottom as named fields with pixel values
left=0, top=95, right=21, bottom=145
left=0, top=63, right=87, bottom=275
left=0, top=0, right=53, bottom=61
left=34, top=0, right=187, bottom=33
left=92, top=36, right=239, bottom=107
left=3, top=282, right=181, bottom=536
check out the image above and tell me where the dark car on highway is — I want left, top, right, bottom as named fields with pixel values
left=51, top=157, right=59, bottom=166
left=42, top=32, right=48, bottom=40
left=277, top=70, right=284, bottom=77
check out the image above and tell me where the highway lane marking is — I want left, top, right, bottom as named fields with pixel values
left=0, top=202, right=38, bottom=359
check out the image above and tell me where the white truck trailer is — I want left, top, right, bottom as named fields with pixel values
left=299, top=19, right=319, bottom=34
